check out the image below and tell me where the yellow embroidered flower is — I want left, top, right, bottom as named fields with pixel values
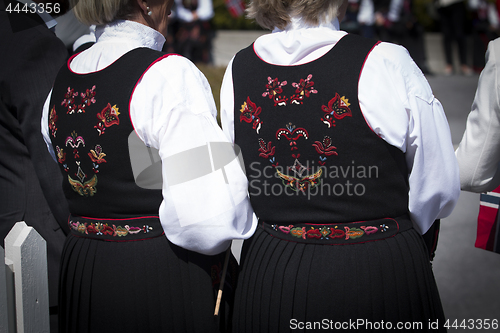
left=340, top=96, right=351, bottom=108
left=240, top=101, right=247, bottom=113
left=88, top=145, right=107, bottom=163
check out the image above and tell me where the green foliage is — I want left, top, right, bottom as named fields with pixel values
left=211, top=0, right=262, bottom=30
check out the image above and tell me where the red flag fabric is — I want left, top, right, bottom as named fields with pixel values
left=225, top=0, right=246, bottom=18
left=476, top=186, right=500, bottom=254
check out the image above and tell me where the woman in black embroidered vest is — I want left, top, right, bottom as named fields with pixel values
left=220, top=0, right=460, bottom=331
left=41, top=0, right=256, bottom=332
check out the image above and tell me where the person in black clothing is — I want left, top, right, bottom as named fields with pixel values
left=220, top=0, right=460, bottom=331
left=0, top=1, right=71, bottom=331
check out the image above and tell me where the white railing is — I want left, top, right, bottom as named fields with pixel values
left=1, top=222, right=50, bottom=333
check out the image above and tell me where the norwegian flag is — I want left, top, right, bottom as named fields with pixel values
left=225, top=0, right=246, bottom=18
left=476, top=186, right=500, bottom=254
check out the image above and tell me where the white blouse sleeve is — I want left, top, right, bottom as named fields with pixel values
left=41, top=90, right=57, bottom=162
left=220, top=57, right=236, bottom=143
left=131, top=55, right=257, bottom=255
left=456, top=39, right=500, bottom=192
left=361, top=43, right=460, bottom=233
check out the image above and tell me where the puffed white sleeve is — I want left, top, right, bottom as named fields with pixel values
left=220, top=57, right=236, bottom=143
left=361, top=42, right=460, bottom=234
left=393, top=46, right=460, bottom=233
left=456, top=39, right=500, bottom=192
left=131, top=55, right=257, bottom=255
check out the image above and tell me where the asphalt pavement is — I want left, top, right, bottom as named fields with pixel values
left=213, top=31, right=500, bottom=331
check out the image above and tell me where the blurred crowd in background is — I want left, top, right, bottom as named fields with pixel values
left=56, top=0, right=500, bottom=74
left=341, top=0, right=500, bottom=75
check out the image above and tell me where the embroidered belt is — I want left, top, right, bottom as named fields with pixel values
left=68, top=215, right=164, bottom=242
left=262, top=215, right=412, bottom=245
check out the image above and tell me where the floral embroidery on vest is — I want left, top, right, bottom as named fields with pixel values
left=65, top=130, right=85, bottom=159
left=52, top=84, right=121, bottom=197
left=312, top=136, right=338, bottom=165
left=68, top=174, right=98, bottom=197
left=270, top=223, right=389, bottom=241
left=239, top=73, right=356, bottom=193
left=262, top=77, right=288, bottom=106
left=240, top=97, right=262, bottom=133
left=55, top=145, right=66, bottom=163
left=290, top=74, right=317, bottom=105
left=95, top=103, right=120, bottom=135
left=276, top=122, right=309, bottom=151
left=258, top=138, right=277, bottom=166
left=88, top=144, right=107, bottom=173
left=62, top=87, right=78, bottom=114
left=49, top=106, right=58, bottom=137
left=69, top=220, right=154, bottom=237
left=76, top=85, right=96, bottom=113
left=276, top=167, right=322, bottom=192
left=321, top=93, right=352, bottom=128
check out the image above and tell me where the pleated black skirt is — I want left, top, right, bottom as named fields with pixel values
left=233, top=221, right=446, bottom=332
left=59, top=233, right=237, bottom=333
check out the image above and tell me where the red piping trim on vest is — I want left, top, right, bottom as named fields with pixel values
left=129, top=53, right=177, bottom=135
left=75, top=215, right=160, bottom=221
left=357, top=40, right=381, bottom=136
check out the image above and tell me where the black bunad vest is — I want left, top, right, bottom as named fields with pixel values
left=233, top=34, right=410, bottom=226
left=48, top=48, right=166, bottom=239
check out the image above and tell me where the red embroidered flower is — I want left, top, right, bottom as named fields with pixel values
left=98, top=103, right=120, bottom=126
left=55, top=146, right=66, bottom=164
left=95, top=103, right=120, bottom=135
left=240, top=97, right=262, bottom=133
left=263, top=77, right=288, bottom=106
left=258, top=138, right=275, bottom=158
left=61, top=87, right=78, bottom=114
left=102, top=224, right=115, bottom=236
left=76, top=85, right=97, bottom=114
left=290, top=74, right=317, bottom=105
left=312, top=136, right=338, bottom=156
left=263, top=77, right=287, bottom=97
left=306, top=228, right=322, bottom=239
left=321, top=93, right=352, bottom=127
left=86, top=223, right=98, bottom=234
left=48, top=106, right=58, bottom=137
left=88, top=145, right=107, bottom=164
left=61, top=87, right=77, bottom=107
left=81, top=85, right=96, bottom=106
left=330, top=228, right=345, bottom=239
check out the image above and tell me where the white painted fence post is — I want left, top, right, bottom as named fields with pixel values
left=4, top=222, right=50, bottom=333
left=1, top=245, right=12, bottom=333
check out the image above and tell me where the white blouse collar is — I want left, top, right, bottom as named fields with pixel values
left=272, top=16, right=341, bottom=33
left=95, top=20, right=166, bottom=51
left=254, top=17, right=345, bottom=66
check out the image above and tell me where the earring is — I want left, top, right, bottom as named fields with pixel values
left=147, top=6, right=152, bottom=15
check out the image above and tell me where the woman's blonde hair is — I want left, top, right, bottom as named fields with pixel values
left=70, top=0, right=137, bottom=26
left=246, top=0, right=345, bottom=30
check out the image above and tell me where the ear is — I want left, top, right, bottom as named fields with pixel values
left=136, top=0, right=149, bottom=15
